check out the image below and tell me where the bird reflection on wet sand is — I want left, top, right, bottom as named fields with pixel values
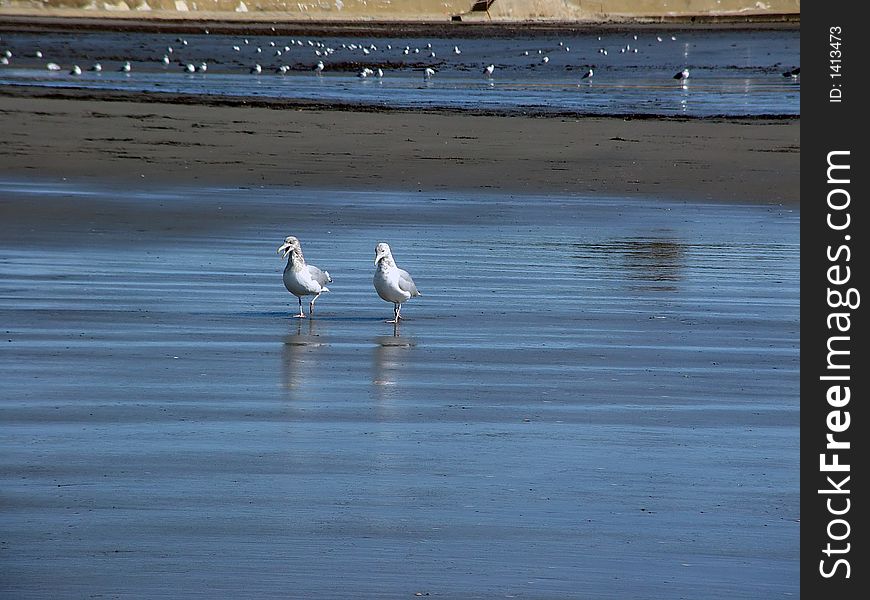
left=281, top=318, right=325, bottom=390
left=372, top=324, right=416, bottom=396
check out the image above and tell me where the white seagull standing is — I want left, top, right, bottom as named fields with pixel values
left=373, top=242, right=421, bottom=323
left=277, top=236, right=332, bottom=318
left=483, top=64, right=495, bottom=78
left=423, top=67, right=435, bottom=80
left=581, top=67, right=594, bottom=80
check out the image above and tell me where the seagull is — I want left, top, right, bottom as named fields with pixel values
left=90, top=62, right=102, bottom=72
left=46, top=62, right=61, bottom=71
left=373, top=243, right=421, bottom=323
left=673, top=68, right=690, bottom=81
left=198, top=62, right=208, bottom=72
left=483, top=64, right=495, bottom=78
left=541, top=56, right=549, bottom=63
left=251, top=63, right=262, bottom=74
left=581, top=67, right=594, bottom=80
left=35, top=50, right=43, bottom=58
left=424, top=67, right=435, bottom=79
left=376, top=68, right=384, bottom=78
left=315, top=60, right=324, bottom=74
left=0, top=57, right=8, bottom=65
left=782, top=67, right=800, bottom=78
left=277, top=236, right=332, bottom=318
left=121, top=61, right=132, bottom=72
left=453, top=45, right=461, bottom=55
left=184, top=63, right=196, bottom=72
left=70, top=65, right=82, bottom=75
left=162, top=55, right=170, bottom=65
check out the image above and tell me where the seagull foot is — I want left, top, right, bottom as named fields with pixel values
left=293, top=313, right=307, bottom=319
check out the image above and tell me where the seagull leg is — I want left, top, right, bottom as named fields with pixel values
left=395, top=303, right=403, bottom=321
left=386, top=302, right=399, bottom=324
left=293, top=296, right=306, bottom=319
left=309, top=291, right=322, bottom=315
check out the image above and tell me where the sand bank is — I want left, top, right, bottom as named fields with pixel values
left=0, top=89, right=799, bottom=205
left=0, top=0, right=800, bottom=25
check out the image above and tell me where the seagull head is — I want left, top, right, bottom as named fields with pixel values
left=278, top=236, right=302, bottom=260
left=374, top=242, right=393, bottom=266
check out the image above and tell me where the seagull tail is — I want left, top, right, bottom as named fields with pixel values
left=325, top=271, right=333, bottom=283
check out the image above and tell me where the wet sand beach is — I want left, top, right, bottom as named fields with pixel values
left=0, top=91, right=799, bottom=204
left=1, top=17, right=799, bottom=598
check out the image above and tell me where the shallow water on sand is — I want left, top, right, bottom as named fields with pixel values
left=0, top=181, right=799, bottom=598
left=0, top=29, right=799, bottom=116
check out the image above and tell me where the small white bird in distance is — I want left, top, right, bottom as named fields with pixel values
left=673, top=68, right=690, bottom=81
left=483, top=64, right=495, bottom=78
left=424, top=67, right=435, bottom=79
left=69, top=65, right=82, bottom=75
left=315, top=60, right=324, bottom=74
left=581, top=67, right=594, bottom=80
left=121, top=61, right=131, bottom=72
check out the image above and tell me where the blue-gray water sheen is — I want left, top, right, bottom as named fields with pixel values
left=0, top=180, right=799, bottom=598
left=0, top=29, right=799, bottom=116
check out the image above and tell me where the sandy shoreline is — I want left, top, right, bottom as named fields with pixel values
left=0, top=14, right=800, bottom=36
left=0, top=88, right=799, bottom=205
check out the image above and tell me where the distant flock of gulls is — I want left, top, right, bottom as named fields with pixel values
left=278, top=237, right=420, bottom=323
left=0, top=31, right=800, bottom=84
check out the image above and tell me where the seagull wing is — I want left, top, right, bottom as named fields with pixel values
left=307, top=264, right=332, bottom=286
left=397, top=269, right=420, bottom=297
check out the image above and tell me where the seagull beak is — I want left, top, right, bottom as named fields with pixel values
left=277, top=242, right=292, bottom=258
left=374, top=250, right=386, bottom=265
